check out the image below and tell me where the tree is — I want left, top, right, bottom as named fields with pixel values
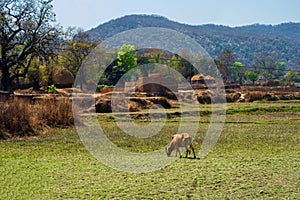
left=274, top=61, right=286, bottom=79
left=231, top=61, right=245, bottom=85
left=26, top=58, right=42, bottom=90
left=246, top=71, right=259, bottom=85
left=215, top=49, right=235, bottom=83
left=117, top=45, right=137, bottom=70
left=59, top=28, right=97, bottom=77
left=167, top=54, right=195, bottom=80
left=0, top=0, right=59, bottom=91
left=253, top=53, right=277, bottom=80
left=285, top=70, right=298, bottom=82
left=106, top=45, right=137, bottom=85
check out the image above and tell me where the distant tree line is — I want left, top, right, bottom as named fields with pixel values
left=87, top=15, right=300, bottom=71
left=99, top=46, right=300, bottom=87
left=214, top=49, right=300, bottom=85
left=1, top=1, right=299, bottom=92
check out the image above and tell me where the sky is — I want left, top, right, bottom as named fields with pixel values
left=53, top=0, right=300, bottom=30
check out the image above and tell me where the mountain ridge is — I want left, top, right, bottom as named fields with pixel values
left=87, top=14, right=300, bottom=70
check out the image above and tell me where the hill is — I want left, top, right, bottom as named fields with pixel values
left=87, top=14, right=300, bottom=70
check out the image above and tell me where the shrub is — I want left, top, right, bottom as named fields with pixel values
left=98, top=84, right=115, bottom=89
left=0, top=101, right=40, bottom=139
left=47, top=84, right=57, bottom=94
left=0, top=98, right=74, bottom=139
left=35, top=98, right=74, bottom=127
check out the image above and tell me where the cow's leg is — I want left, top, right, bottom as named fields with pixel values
left=190, top=144, right=196, bottom=159
left=185, top=148, right=190, bottom=158
left=176, top=148, right=182, bottom=158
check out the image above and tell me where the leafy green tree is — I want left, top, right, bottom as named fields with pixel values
left=109, top=45, right=137, bottom=85
left=231, top=62, right=245, bottom=85
left=262, top=70, right=275, bottom=80
left=0, top=0, right=59, bottom=91
left=285, top=70, right=298, bottom=82
left=274, top=62, right=286, bottom=79
left=246, top=71, right=259, bottom=85
left=117, top=45, right=137, bottom=70
left=46, top=84, right=56, bottom=94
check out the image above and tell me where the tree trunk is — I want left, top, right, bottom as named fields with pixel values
left=1, top=67, right=13, bottom=92
left=239, top=75, right=243, bottom=86
left=33, top=80, right=40, bottom=91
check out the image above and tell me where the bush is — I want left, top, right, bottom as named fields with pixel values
left=46, top=84, right=57, bottom=94
left=0, top=98, right=74, bottom=139
left=0, top=101, right=39, bottom=139
left=98, top=84, right=115, bottom=89
left=35, top=98, right=74, bottom=127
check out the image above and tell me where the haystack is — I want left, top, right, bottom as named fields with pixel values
left=52, top=66, right=74, bottom=87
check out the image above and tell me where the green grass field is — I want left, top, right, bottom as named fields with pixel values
left=1, top=101, right=299, bottom=199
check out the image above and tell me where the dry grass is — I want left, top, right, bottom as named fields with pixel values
left=0, top=98, right=73, bottom=139
left=36, top=98, right=74, bottom=127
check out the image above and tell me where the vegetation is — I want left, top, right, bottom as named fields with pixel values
left=0, top=0, right=97, bottom=92
left=0, top=0, right=59, bottom=91
left=109, top=45, right=137, bottom=85
left=231, top=61, right=246, bottom=85
left=0, top=4, right=299, bottom=200
left=87, top=15, right=300, bottom=72
left=57, top=28, right=97, bottom=77
left=0, top=101, right=299, bottom=199
left=246, top=71, right=259, bottom=85
left=46, top=84, right=57, bottom=94
left=285, top=70, right=299, bottom=82
left=0, top=98, right=73, bottom=139
left=1, top=10, right=299, bottom=91
left=215, top=49, right=235, bottom=83
left=97, top=84, right=115, bottom=89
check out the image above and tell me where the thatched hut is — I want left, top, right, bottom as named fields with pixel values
left=52, top=66, right=74, bottom=88
left=204, top=75, right=216, bottom=84
left=191, top=74, right=205, bottom=85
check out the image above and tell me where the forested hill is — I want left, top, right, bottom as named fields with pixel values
left=87, top=14, right=300, bottom=69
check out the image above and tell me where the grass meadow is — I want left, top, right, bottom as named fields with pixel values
left=0, top=101, right=299, bottom=199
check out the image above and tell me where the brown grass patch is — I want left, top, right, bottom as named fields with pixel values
left=0, top=98, right=73, bottom=139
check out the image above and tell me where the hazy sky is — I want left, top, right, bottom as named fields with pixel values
left=53, top=0, right=300, bottom=30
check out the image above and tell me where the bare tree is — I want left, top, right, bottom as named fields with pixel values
left=215, top=49, right=235, bottom=84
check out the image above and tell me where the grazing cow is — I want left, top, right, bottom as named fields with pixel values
left=166, top=133, right=196, bottom=158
